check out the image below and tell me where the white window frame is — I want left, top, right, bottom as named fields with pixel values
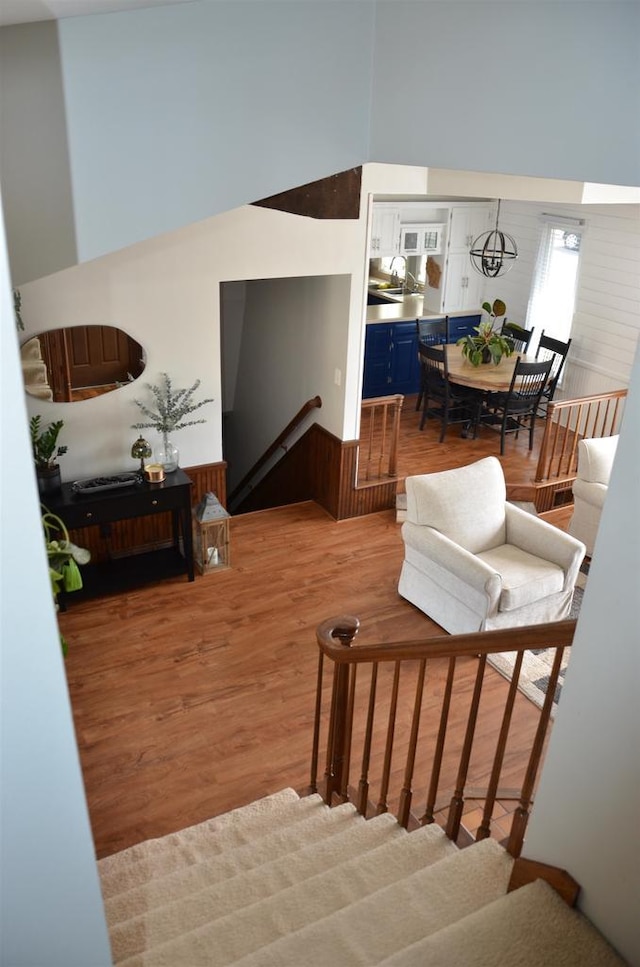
left=526, top=216, right=584, bottom=349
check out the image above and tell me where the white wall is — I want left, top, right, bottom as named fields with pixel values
left=525, top=343, right=640, bottom=966
left=0, top=22, right=78, bottom=283
left=0, top=206, right=112, bottom=965
left=495, top=201, right=640, bottom=397
left=371, top=2, right=640, bottom=187
left=224, top=274, right=351, bottom=492
left=18, top=199, right=370, bottom=481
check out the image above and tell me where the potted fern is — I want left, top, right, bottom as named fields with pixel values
left=30, top=415, right=67, bottom=495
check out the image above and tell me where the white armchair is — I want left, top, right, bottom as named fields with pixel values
left=398, top=456, right=586, bottom=634
left=568, top=435, right=619, bottom=557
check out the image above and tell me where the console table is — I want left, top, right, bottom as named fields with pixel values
left=45, top=468, right=195, bottom=604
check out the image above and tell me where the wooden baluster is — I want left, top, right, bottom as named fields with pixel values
left=309, top=650, right=324, bottom=795
left=446, top=655, right=487, bottom=843
left=398, top=659, right=427, bottom=829
left=322, top=621, right=358, bottom=805
left=388, top=397, right=401, bottom=478
left=476, top=650, right=524, bottom=840
left=357, top=662, right=379, bottom=816
left=507, top=646, right=565, bottom=857
left=422, top=656, right=456, bottom=825
left=338, top=663, right=358, bottom=803
left=377, top=402, right=388, bottom=479
left=376, top=661, right=401, bottom=816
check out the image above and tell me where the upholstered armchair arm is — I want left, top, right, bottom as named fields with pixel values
left=505, top=503, right=585, bottom=590
left=572, top=478, right=608, bottom=510
left=401, top=521, right=502, bottom=610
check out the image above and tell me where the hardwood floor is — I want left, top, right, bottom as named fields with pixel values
left=60, top=395, right=571, bottom=859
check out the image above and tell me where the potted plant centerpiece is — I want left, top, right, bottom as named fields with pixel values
left=458, top=299, right=513, bottom=366
left=132, top=372, right=213, bottom=472
left=30, top=415, right=68, bottom=496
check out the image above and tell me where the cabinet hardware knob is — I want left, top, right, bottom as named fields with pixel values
left=85, top=512, right=92, bottom=519
left=151, top=499, right=158, bottom=506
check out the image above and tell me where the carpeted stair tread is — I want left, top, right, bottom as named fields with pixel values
left=378, top=879, right=625, bottom=966
left=107, top=810, right=403, bottom=931
left=119, top=837, right=510, bottom=967
left=99, top=788, right=303, bottom=887
left=111, top=820, right=456, bottom=963
left=103, top=799, right=360, bottom=910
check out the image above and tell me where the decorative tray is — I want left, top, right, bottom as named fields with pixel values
left=71, top=472, right=144, bottom=496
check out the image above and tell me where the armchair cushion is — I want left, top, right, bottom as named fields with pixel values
left=577, top=435, right=618, bottom=484
left=405, top=456, right=506, bottom=554
left=476, top=545, right=564, bottom=612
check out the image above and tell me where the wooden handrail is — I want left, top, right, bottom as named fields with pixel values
left=228, top=395, right=322, bottom=507
left=358, top=395, right=403, bottom=482
left=310, top=616, right=575, bottom=858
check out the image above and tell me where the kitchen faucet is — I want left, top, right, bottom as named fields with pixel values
left=389, top=255, right=419, bottom=294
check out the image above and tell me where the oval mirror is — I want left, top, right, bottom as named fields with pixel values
left=21, top=325, right=146, bottom=402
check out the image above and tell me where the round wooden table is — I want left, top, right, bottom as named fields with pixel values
left=445, top=347, right=537, bottom=392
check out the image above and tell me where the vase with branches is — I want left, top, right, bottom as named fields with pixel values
left=132, top=372, right=213, bottom=472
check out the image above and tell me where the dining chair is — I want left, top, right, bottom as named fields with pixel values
left=535, top=330, right=572, bottom=409
left=415, top=317, right=449, bottom=411
left=482, top=355, right=554, bottom=454
left=419, top=343, right=483, bottom=441
left=501, top=321, right=535, bottom=353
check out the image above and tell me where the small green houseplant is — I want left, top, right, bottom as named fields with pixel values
left=30, top=415, right=67, bottom=495
left=458, top=299, right=513, bottom=366
left=42, top=507, right=90, bottom=654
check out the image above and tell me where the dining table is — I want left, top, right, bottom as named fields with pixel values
left=445, top=347, right=538, bottom=392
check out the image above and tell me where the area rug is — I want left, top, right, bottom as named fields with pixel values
left=486, top=586, right=583, bottom=716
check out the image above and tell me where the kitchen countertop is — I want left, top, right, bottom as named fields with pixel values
left=366, top=293, right=481, bottom=325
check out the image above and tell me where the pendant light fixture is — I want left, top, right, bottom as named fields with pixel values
left=469, top=200, right=518, bottom=278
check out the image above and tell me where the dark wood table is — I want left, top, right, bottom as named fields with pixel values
left=45, top=468, right=194, bottom=604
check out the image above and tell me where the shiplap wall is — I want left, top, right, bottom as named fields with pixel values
left=496, top=201, right=640, bottom=399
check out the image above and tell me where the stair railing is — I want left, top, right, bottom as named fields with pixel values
left=533, top=389, right=626, bottom=511
left=358, top=394, right=404, bottom=483
left=228, top=395, right=322, bottom=510
left=310, top=616, right=576, bottom=858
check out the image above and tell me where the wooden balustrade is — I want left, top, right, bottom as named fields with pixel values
left=532, top=389, right=627, bottom=511
left=310, top=616, right=576, bottom=857
left=358, top=395, right=403, bottom=484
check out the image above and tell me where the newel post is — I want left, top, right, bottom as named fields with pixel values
left=322, top=618, right=359, bottom=805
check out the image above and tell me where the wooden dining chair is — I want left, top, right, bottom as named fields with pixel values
left=501, top=321, right=535, bottom=353
left=415, top=317, right=449, bottom=411
left=419, top=343, right=483, bottom=441
left=535, top=330, right=572, bottom=409
left=482, top=356, right=554, bottom=454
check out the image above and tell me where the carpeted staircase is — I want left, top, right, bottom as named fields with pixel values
left=99, top=788, right=623, bottom=966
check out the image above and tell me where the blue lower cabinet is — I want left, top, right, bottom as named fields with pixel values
left=448, top=313, right=481, bottom=344
left=363, top=322, right=421, bottom=398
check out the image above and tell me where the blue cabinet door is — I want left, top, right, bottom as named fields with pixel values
left=389, top=322, right=420, bottom=395
left=363, top=325, right=392, bottom=398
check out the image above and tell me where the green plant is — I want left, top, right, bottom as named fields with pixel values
left=41, top=508, right=90, bottom=654
left=30, top=415, right=68, bottom=470
left=482, top=298, right=507, bottom=326
left=458, top=320, right=514, bottom=367
left=132, top=372, right=214, bottom=435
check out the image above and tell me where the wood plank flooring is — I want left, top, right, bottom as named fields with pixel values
left=60, top=395, right=572, bottom=859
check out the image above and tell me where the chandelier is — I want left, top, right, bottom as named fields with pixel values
left=469, top=200, right=518, bottom=278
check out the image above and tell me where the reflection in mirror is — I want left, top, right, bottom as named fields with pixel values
left=21, top=325, right=146, bottom=402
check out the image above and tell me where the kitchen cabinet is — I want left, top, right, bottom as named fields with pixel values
left=423, top=204, right=493, bottom=314
left=370, top=207, right=400, bottom=257
left=363, top=322, right=420, bottom=398
left=399, top=223, right=445, bottom=257
left=447, top=313, right=482, bottom=344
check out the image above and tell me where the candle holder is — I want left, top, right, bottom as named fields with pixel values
left=192, top=493, right=230, bottom=574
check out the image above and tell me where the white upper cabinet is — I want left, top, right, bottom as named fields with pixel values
left=370, top=207, right=400, bottom=256
left=448, top=205, right=494, bottom=252
left=399, top=223, right=445, bottom=257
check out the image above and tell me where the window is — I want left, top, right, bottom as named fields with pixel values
left=526, top=220, right=583, bottom=345
left=378, top=255, right=426, bottom=286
